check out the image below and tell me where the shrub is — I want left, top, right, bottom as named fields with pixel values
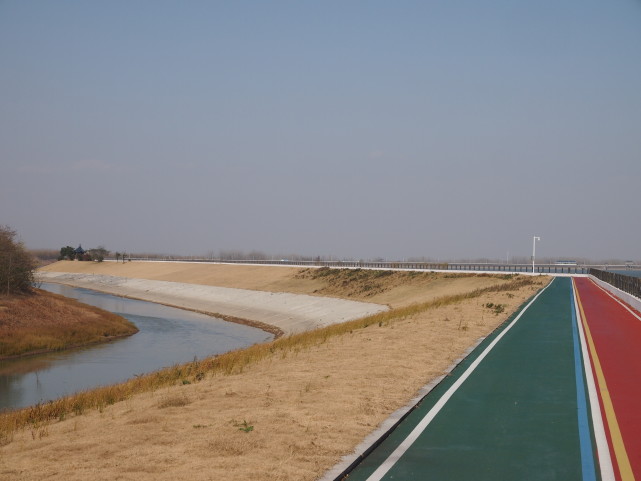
left=0, top=226, right=36, bottom=295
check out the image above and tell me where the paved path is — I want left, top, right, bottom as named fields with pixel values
left=341, top=277, right=641, bottom=480
left=575, top=277, right=641, bottom=480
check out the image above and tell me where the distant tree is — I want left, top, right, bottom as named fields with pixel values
left=87, top=246, right=109, bottom=262
left=0, top=226, right=37, bottom=295
left=59, top=246, right=76, bottom=261
left=115, top=252, right=121, bottom=263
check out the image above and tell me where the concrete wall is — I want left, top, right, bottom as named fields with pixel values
left=589, top=275, right=641, bottom=315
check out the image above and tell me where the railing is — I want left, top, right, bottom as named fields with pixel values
left=121, top=257, right=591, bottom=274
left=589, top=268, right=641, bottom=299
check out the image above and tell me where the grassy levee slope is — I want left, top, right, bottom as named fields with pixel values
left=1, top=263, right=549, bottom=481
left=39, top=260, right=517, bottom=307
left=0, top=289, right=138, bottom=360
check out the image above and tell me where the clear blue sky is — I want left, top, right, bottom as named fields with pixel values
left=1, top=1, right=640, bottom=261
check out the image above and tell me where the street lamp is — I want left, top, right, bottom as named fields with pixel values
left=532, top=236, right=541, bottom=273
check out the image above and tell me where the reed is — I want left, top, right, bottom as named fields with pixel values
left=0, top=276, right=541, bottom=444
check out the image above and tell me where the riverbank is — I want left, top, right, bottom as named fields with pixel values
left=37, top=261, right=516, bottom=336
left=38, top=260, right=518, bottom=306
left=37, top=271, right=389, bottom=336
left=0, top=289, right=138, bottom=360
left=0, top=263, right=549, bottom=480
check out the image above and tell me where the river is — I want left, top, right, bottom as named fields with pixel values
left=0, top=283, right=273, bottom=411
left=611, top=270, right=641, bottom=278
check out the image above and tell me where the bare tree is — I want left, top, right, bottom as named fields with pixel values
left=0, top=226, right=37, bottom=295
left=87, top=246, right=109, bottom=262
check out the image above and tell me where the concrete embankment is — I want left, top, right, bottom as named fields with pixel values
left=37, top=271, right=389, bottom=336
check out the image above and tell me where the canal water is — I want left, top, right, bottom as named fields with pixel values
left=612, top=270, right=641, bottom=278
left=0, top=283, right=273, bottom=411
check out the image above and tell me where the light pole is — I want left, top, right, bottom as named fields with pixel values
left=532, top=236, right=541, bottom=273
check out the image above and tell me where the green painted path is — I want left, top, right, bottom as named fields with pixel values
left=346, top=277, right=593, bottom=480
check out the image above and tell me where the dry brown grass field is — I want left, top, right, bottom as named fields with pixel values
left=0, top=289, right=138, bottom=359
left=1, top=263, right=550, bottom=480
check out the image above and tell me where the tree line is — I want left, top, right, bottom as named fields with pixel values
left=58, top=246, right=109, bottom=262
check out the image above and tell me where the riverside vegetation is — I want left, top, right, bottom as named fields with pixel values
left=0, top=270, right=544, bottom=454
left=0, top=226, right=137, bottom=360
left=0, top=289, right=138, bottom=360
left=0, top=225, right=36, bottom=296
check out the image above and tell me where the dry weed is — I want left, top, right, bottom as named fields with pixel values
left=0, top=275, right=543, bottom=445
left=0, top=290, right=137, bottom=359
left=157, top=393, right=191, bottom=409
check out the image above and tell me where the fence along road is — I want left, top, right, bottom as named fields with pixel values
left=126, top=257, right=602, bottom=275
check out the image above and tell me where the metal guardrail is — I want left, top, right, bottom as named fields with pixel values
left=589, top=268, right=641, bottom=299
left=121, top=257, right=592, bottom=274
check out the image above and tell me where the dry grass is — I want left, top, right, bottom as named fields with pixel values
left=40, top=261, right=309, bottom=292
left=295, top=267, right=518, bottom=305
left=0, top=289, right=138, bottom=359
left=1, top=263, right=550, bottom=480
left=40, top=261, right=516, bottom=308
left=0, top=273, right=549, bottom=481
left=157, top=393, right=191, bottom=409
left=0, top=276, right=545, bottom=448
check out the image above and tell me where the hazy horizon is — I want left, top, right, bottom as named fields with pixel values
left=2, top=1, right=640, bottom=261
left=28, top=246, right=640, bottom=266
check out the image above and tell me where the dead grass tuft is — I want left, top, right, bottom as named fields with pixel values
left=157, top=393, right=191, bottom=409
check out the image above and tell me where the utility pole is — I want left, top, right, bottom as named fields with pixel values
left=532, top=236, right=541, bottom=273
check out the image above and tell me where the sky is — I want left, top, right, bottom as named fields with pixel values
left=1, top=1, right=640, bottom=261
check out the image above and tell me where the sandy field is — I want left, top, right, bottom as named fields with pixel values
left=1, top=262, right=550, bottom=480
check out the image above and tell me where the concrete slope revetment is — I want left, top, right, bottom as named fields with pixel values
left=37, top=271, right=389, bottom=336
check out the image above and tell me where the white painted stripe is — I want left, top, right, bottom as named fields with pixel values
left=366, top=279, right=554, bottom=481
left=572, top=280, right=615, bottom=481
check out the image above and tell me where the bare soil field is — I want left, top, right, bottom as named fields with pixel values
left=0, top=290, right=138, bottom=359
left=1, top=263, right=550, bottom=480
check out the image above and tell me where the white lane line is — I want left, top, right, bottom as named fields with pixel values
left=365, top=279, right=554, bottom=481
left=572, top=280, right=615, bottom=481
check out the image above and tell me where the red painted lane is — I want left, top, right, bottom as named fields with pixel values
left=574, top=277, right=641, bottom=479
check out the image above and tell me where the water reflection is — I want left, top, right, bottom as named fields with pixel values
left=0, top=283, right=272, bottom=410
